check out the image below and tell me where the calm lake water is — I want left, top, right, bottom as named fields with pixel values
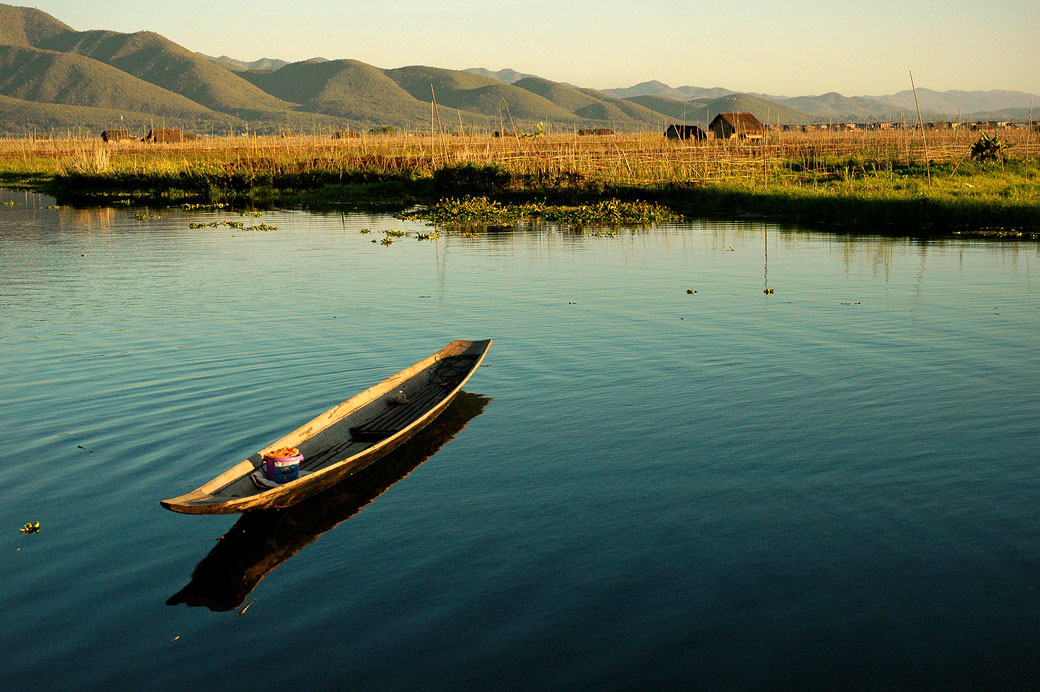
left=2, top=189, right=1038, bottom=691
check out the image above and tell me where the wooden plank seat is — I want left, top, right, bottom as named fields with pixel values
left=298, top=438, right=363, bottom=472
left=350, top=385, right=447, bottom=441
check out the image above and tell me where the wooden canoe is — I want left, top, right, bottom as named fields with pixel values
left=161, top=339, right=491, bottom=514
left=167, top=392, right=492, bottom=610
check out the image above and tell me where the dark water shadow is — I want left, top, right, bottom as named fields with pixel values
left=167, top=391, right=492, bottom=611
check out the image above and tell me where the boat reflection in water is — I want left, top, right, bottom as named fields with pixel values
left=167, top=392, right=491, bottom=611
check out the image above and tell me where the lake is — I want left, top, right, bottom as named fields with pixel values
left=1, top=189, right=1038, bottom=691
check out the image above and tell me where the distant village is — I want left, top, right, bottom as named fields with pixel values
left=97, top=111, right=1036, bottom=144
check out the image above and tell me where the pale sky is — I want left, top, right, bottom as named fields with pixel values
left=24, top=0, right=1040, bottom=96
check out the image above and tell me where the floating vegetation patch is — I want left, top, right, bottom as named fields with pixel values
left=398, top=196, right=681, bottom=230
left=182, top=202, right=226, bottom=210
left=399, top=196, right=520, bottom=225
left=374, top=228, right=409, bottom=245
left=135, top=214, right=162, bottom=220
left=188, top=220, right=278, bottom=231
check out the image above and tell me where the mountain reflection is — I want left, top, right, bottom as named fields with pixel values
left=167, top=391, right=491, bottom=611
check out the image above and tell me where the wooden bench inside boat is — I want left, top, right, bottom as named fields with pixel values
left=350, top=385, right=448, bottom=441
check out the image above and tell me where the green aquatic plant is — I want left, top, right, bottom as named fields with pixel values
left=400, top=196, right=680, bottom=229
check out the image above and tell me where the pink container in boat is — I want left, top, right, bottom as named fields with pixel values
left=263, top=452, right=303, bottom=483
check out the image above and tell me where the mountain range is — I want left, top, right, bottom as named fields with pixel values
left=0, top=3, right=1035, bottom=138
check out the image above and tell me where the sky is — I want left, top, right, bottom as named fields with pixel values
left=25, top=0, right=1040, bottom=96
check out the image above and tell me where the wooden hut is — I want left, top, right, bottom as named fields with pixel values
left=101, top=130, right=132, bottom=142
left=664, top=124, right=707, bottom=141
left=143, top=129, right=183, bottom=143
left=708, top=112, right=765, bottom=140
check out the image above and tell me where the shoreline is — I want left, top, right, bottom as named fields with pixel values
left=2, top=132, right=1038, bottom=237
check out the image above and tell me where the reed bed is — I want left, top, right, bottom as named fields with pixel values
left=2, top=128, right=1036, bottom=185
left=1, top=127, right=1037, bottom=233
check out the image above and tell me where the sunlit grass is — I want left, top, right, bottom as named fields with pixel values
left=0, top=128, right=1037, bottom=232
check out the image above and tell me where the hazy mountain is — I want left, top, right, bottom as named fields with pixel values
left=704, top=94, right=811, bottom=126
left=622, top=93, right=812, bottom=127
left=0, top=3, right=1034, bottom=136
left=464, top=67, right=539, bottom=84
left=511, top=77, right=656, bottom=127
left=384, top=65, right=580, bottom=124
left=874, top=88, right=1039, bottom=117
left=202, top=54, right=290, bottom=72
left=607, top=81, right=736, bottom=101
left=770, top=92, right=896, bottom=121
left=623, top=94, right=704, bottom=123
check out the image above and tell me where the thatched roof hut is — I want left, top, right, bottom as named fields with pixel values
left=101, top=130, right=132, bottom=142
left=709, top=112, right=765, bottom=140
left=664, top=124, right=706, bottom=141
left=144, top=129, right=184, bottom=143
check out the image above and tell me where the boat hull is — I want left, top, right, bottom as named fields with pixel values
left=161, top=339, right=491, bottom=514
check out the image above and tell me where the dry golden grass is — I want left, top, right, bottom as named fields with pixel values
left=2, top=127, right=1037, bottom=187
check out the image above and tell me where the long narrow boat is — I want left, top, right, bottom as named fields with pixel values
left=167, top=392, right=492, bottom=610
left=161, top=339, right=491, bottom=514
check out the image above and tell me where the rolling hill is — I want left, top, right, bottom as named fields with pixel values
left=623, top=94, right=707, bottom=123
left=242, top=59, right=470, bottom=128
left=384, top=65, right=582, bottom=125
left=37, top=29, right=295, bottom=119
left=0, top=3, right=70, bottom=47
left=702, top=94, right=812, bottom=126
left=770, top=92, right=895, bottom=122
left=0, top=44, right=237, bottom=122
left=511, top=77, right=656, bottom=128
left=0, top=3, right=1034, bottom=137
left=0, top=92, right=235, bottom=136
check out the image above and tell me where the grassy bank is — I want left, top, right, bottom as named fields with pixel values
left=0, top=130, right=1037, bottom=235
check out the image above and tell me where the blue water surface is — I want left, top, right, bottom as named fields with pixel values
left=1, top=189, right=1038, bottom=691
